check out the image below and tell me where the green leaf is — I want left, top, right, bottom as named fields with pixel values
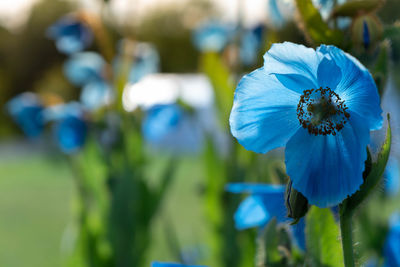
left=331, top=0, right=383, bottom=18
left=346, top=114, right=392, bottom=210
left=200, top=52, right=235, bottom=123
left=295, top=0, right=344, bottom=46
left=305, top=206, right=344, bottom=267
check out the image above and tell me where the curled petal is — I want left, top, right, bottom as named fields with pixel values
left=264, top=42, right=321, bottom=92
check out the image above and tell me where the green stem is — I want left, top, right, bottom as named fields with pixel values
left=339, top=206, right=355, bottom=267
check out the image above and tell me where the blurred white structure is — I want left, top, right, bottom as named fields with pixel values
left=122, top=73, right=214, bottom=111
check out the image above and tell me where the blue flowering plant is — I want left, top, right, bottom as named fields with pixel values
left=6, top=9, right=178, bottom=267
left=229, top=39, right=392, bottom=266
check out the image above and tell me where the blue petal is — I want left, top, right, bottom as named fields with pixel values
left=317, top=57, right=342, bottom=89
left=234, top=195, right=271, bottom=230
left=263, top=42, right=321, bottom=91
left=285, top=112, right=369, bottom=207
left=225, top=183, right=285, bottom=195
left=227, top=183, right=287, bottom=227
left=230, top=67, right=300, bottom=154
left=317, top=45, right=383, bottom=130
left=151, top=262, right=207, bottom=267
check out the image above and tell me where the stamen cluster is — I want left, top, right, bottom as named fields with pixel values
left=297, top=87, right=350, bottom=136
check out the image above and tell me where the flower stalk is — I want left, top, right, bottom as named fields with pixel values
left=339, top=204, right=355, bottom=267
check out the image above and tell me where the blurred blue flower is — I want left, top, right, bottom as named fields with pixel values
left=226, top=183, right=305, bottom=250
left=47, top=16, right=93, bottom=55
left=230, top=42, right=382, bottom=207
left=54, top=115, right=87, bottom=154
left=142, top=104, right=204, bottom=154
left=226, top=183, right=287, bottom=229
left=128, top=43, right=160, bottom=83
left=80, top=80, right=113, bottom=110
left=384, top=213, right=400, bottom=266
left=64, top=52, right=105, bottom=86
left=240, top=25, right=264, bottom=66
left=193, top=21, right=234, bottom=52
left=384, top=158, right=400, bottom=197
left=113, top=41, right=160, bottom=84
left=151, top=262, right=207, bottom=267
left=6, top=93, right=44, bottom=138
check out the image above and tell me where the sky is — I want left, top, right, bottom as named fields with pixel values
left=0, top=0, right=270, bottom=30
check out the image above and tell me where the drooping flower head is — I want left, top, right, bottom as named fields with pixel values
left=6, top=93, right=45, bottom=138
left=230, top=42, right=382, bottom=208
left=47, top=16, right=93, bottom=55
left=226, top=183, right=305, bottom=250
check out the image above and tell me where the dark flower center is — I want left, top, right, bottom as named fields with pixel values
left=297, top=87, right=350, bottom=136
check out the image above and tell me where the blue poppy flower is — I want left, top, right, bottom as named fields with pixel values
left=63, top=52, right=105, bottom=86
left=151, top=262, right=207, bottom=267
left=193, top=22, right=234, bottom=52
left=80, top=80, right=113, bottom=110
left=240, top=25, right=264, bottom=66
left=384, top=158, right=400, bottom=196
left=384, top=213, right=400, bottom=267
left=230, top=42, right=382, bottom=208
left=6, top=93, right=44, bottom=138
left=226, top=183, right=305, bottom=250
left=142, top=104, right=204, bottom=154
left=53, top=115, right=87, bottom=154
left=47, top=16, right=93, bottom=54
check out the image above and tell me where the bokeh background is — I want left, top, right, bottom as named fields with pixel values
left=0, top=0, right=400, bottom=267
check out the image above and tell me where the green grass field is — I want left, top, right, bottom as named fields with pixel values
left=0, top=141, right=208, bottom=267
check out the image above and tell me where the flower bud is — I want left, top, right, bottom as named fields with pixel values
left=352, top=14, right=383, bottom=51
left=285, top=181, right=309, bottom=223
